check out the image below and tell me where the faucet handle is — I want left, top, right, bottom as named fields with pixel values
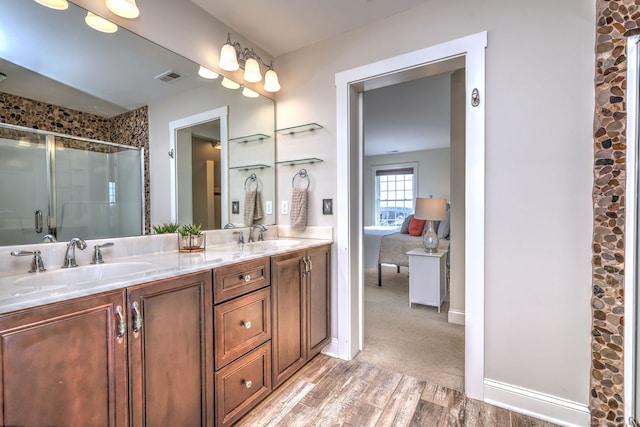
left=91, top=242, right=114, bottom=264
left=233, top=231, right=244, bottom=244
left=11, top=250, right=46, bottom=273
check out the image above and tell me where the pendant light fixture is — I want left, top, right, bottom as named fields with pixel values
left=85, top=12, right=118, bottom=33
left=198, top=66, right=219, bottom=80
left=241, top=87, right=259, bottom=98
left=105, top=0, right=140, bottom=19
left=221, top=77, right=240, bottom=90
left=33, top=0, right=69, bottom=10
left=218, top=33, right=280, bottom=92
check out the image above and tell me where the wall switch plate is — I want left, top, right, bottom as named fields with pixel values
left=323, top=199, right=333, bottom=215
left=266, top=201, right=273, bottom=215
left=281, top=200, right=288, bottom=215
left=232, top=201, right=239, bottom=214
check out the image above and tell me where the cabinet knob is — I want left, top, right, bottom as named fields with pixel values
left=243, top=274, right=251, bottom=282
left=244, top=380, right=252, bottom=389
left=242, top=320, right=252, bottom=329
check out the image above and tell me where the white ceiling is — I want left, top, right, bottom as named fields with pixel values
left=190, top=0, right=434, bottom=57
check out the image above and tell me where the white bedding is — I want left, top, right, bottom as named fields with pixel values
left=363, top=226, right=399, bottom=268
left=378, top=232, right=450, bottom=268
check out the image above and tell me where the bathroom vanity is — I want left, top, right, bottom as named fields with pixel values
left=0, top=234, right=331, bottom=427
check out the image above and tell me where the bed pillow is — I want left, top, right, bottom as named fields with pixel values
left=408, top=217, right=426, bottom=236
left=438, top=204, right=451, bottom=238
left=400, top=214, right=413, bottom=234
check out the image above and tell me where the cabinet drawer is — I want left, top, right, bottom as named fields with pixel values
left=215, top=342, right=271, bottom=427
left=215, top=287, right=271, bottom=369
left=214, top=257, right=270, bottom=303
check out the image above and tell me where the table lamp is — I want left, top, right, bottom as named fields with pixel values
left=414, top=196, right=447, bottom=253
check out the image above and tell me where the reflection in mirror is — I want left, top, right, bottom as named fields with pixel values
left=1, top=0, right=276, bottom=245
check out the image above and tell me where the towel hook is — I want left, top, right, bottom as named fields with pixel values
left=244, top=173, right=259, bottom=191
left=292, top=168, right=310, bottom=189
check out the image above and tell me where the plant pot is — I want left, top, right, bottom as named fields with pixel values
left=178, top=234, right=205, bottom=252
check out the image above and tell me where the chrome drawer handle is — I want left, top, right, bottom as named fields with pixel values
left=242, top=320, right=252, bottom=329
left=115, top=305, right=126, bottom=339
left=244, top=380, right=252, bottom=389
left=243, top=274, right=251, bottom=282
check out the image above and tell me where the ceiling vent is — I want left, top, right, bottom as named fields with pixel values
left=154, top=70, right=185, bottom=83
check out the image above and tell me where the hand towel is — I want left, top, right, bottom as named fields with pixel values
left=290, top=188, right=308, bottom=230
left=244, top=190, right=264, bottom=227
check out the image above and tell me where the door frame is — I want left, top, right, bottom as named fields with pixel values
left=335, top=31, right=487, bottom=399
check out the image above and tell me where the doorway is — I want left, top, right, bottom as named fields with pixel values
left=335, top=32, right=486, bottom=399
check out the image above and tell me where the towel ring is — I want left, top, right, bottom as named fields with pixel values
left=292, top=168, right=310, bottom=189
left=244, top=173, right=259, bottom=192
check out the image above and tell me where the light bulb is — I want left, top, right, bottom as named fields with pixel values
left=263, top=69, right=281, bottom=92
left=221, top=77, right=240, bottom=90
left=85, top=12, right=118, bottom=33
left=34, top=0, right=69, bottom=10
left=219, top=44, right=239, bottom=71
left=198, top=66, right=219, bottom=79
left=243, top=57, right=262, bottom=83
left=242, top=87, right=259, bottom=98
left=105, top=0, right=140, bottom=19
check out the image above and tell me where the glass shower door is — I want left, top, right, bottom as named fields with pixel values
left=0, top=130, right=49, bottom=245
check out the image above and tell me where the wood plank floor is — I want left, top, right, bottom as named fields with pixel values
left=237, top=355, right=560, bottom=427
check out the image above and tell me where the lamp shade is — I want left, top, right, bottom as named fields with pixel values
left=106, top=0, right=140, bottom=18
left=219, top=44, right=239, bottom=71
left=221, top=77, right=240, bottom=89
left=263, top=68, right=281, bottom=92
left=242, top=87, right=259, bottom=98
left=414, top=197, right=447, bottom=220
left=198, top=66, right=219, bottom=79
left=243, top=57, right=262, bottom=83
left=34, top=0, right=69, bottom=10
left=85, top=12, right=118, bottom=33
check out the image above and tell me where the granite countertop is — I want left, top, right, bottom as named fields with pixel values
left=0, top=238, right=332, bottom=315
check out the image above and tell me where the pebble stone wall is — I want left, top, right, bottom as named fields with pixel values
left=0, top=92, right=150, bottom=234
left=593, top=1, right=640, bottom=425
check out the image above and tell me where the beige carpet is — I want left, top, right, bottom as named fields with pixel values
left=356, top=265, right=465, bottom=391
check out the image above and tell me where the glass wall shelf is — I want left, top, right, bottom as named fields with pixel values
left=275, top=158, right=324, bottom=167
left=275, top=123, right=323, bottom=135
left=229, top=164, right=272, bottom=171
left=228, top=133, right=270, bottom=144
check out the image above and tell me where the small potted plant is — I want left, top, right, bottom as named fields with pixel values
left=152, top=223, right=180, bottom=234
left=178, top=224, right=204, bottom=252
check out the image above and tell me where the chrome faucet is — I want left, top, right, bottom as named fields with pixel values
left=42, top=234, right=57, bottom=243
left=233, top=231, right=244, bottom=245
left=11, top=250, right=46, bottom=273
left=91, top=242, right=114, bottom=264
left=62, top=237, right=87, bottom=268
left=248, top=225, right=267, bottom=243
left=223, top=223, right=236, bottom=229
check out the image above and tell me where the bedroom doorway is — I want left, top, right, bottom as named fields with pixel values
left=357, top=67, right=465, bottom=391
left=335, top=31, right=487, bottom=399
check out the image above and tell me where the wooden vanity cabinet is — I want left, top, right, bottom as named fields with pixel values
left=213, top=257, right=272, bottom=427
left=127, top=271, right=213, bottom=427
left=0, top=291, right=128, bottom=427
left=271, top=244, right=331, bottom=388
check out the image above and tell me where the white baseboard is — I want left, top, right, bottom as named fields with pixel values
left=484, top=379, right=590, bottom=427
left=448, top=309, right=465, bottom=325
left=321, top=338, right=339, bottom=358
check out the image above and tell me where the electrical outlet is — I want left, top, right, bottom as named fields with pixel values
left=266, top=201, right=273, bottom=215
left=281, top=200, right=288, bottom=215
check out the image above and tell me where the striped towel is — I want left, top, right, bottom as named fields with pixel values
left=290, top=188, right=308, bottom=230
left=244, top=190, right=263, bottom=226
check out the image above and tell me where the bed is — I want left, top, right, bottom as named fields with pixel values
left=377, top=210, right=450, bottom=286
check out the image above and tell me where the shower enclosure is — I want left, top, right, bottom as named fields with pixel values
left=0, top=123, right=144, bottom=246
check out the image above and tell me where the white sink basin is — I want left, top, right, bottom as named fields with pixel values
left=11, top=262, right=157, bottom=288
left=247, top=239, right=300, bottom=249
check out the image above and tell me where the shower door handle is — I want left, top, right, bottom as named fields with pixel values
left=34, top=210, right=43, bottom=234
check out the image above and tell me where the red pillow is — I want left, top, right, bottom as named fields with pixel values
left=408, top=217, right=426, bottom=236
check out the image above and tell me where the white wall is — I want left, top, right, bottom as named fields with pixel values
left=275, top=0, right=594, bottom=412
left=363, top=149, right=450, bottom=226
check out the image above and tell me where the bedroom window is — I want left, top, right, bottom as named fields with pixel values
left=374, top=165, right=416, bottom=226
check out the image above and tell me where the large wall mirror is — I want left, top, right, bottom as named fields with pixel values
left=0, top=0, right=275, bottom=246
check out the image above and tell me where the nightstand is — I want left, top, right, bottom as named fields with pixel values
left=407, top=248, right=448, bottom=312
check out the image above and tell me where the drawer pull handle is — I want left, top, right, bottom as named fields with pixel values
left=243, top=274, right=251, bottom=282
left=244, top=380, right=252, bottom=389
left=132, top=301, right=142, bottom=335
left=115, top=305, right=126, bottom=339
left=242, top=320, right=252, bottom=329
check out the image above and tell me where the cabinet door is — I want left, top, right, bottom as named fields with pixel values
left=0, top=291, right=128, bottom=427
left=306, top=245, right=331, bottom=358
left=271, top=250, right=306, bottom=388
left=128, top=271, right=213, bottom=427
